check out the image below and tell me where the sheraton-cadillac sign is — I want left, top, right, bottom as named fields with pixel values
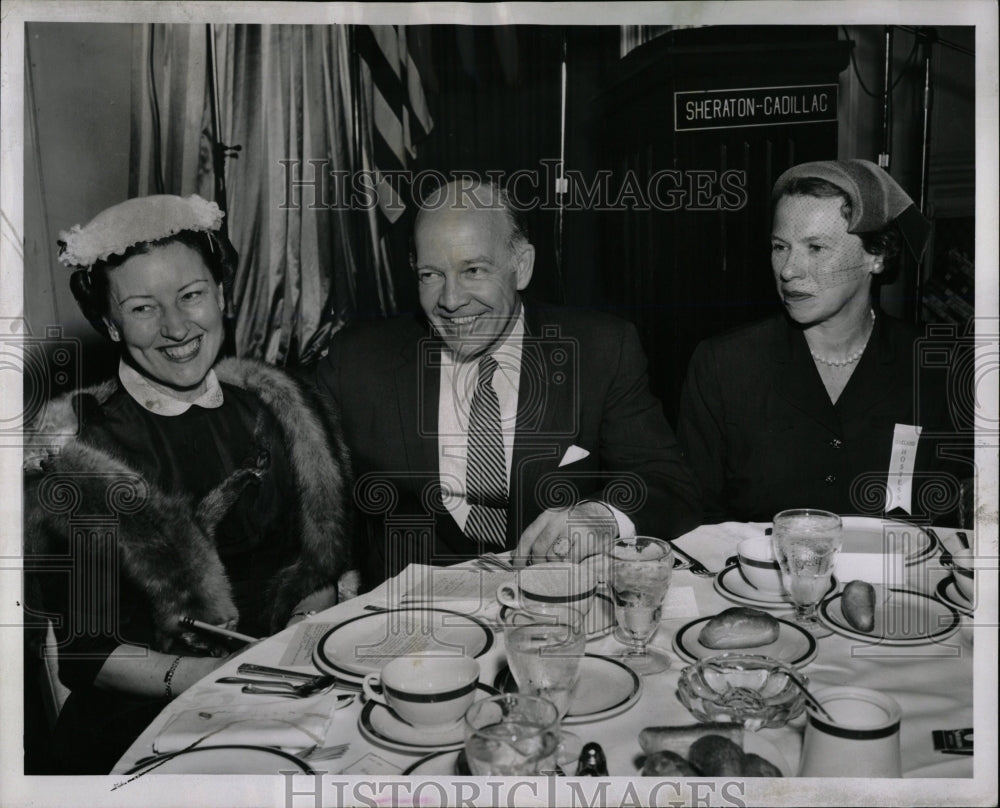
left=675, top=83, right=838, bottom=131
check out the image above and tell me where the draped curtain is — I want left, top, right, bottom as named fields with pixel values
left=131, top=24, right=415, bottom=366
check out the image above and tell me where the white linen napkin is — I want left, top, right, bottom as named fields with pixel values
left=153, top=690, right=342, bottom=754
left=672, top=521, right=771, bottom=571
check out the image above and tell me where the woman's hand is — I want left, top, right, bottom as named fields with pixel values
left=285, top=585, right=339, bottom=628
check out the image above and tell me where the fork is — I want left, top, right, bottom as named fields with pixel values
left=241, top=678, right=346, bottom=698
left=665, top=541, right=715, bottom=577
left=237, top=664, right=363, bottom=692
left=296, top=742, right=351, bottom=762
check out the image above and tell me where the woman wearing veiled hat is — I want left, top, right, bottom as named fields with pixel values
left=677, top=160, right=966, bottom=523
left=24, top=195, right=352, bottom=773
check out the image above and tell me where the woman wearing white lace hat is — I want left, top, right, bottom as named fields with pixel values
left=24, top=195, right=352, bottom=773
left=677, top=160, right=967, bottom=524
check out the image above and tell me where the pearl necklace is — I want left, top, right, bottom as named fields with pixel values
left=810, top=309, right=876, bottom=368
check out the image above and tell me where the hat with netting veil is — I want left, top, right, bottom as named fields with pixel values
left=58, top=194, right=224, bottom=268
left=771, top=159, right=931, bottom=263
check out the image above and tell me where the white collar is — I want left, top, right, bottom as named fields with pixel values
left=440, top=309, right=525, bottom=379
left=118, top=360, right=224, bottom=416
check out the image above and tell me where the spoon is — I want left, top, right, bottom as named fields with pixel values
left=787, top=675, right=835, bottom=722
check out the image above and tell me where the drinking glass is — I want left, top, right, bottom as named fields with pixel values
left=463, top=693, right=561, bottom=775
left=605, top=536, right=674, bottom=675
left=772, top=509, right=843, bottom=636
left=502, top=605, right=585, bottom=763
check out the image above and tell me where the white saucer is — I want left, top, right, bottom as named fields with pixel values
left=841, top=516, right=937, bottom=566
left=819, top=586, right=962, bottom=645
left=499, top=592, right=615, bottom=640
left=714, top=565, right=839, bottom=610
left=313, top=607, right=494, bottom=683
left=672, top=613, right=818, bottom=667
left=358, top=682, right=498, bottom=754
left=493, top=653, right=642, bottom=724
left=403, top=749, right=466, bottom=775
left=936, top=577, right=974, bottom=614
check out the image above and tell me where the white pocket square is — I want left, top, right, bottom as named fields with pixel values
left=558, top=445, right=590, bottom=467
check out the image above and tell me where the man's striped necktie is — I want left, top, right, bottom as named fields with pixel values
left=464, top=354, right=508, bottom=547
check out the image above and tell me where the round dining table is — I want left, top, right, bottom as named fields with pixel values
left=112, top=520, right=986, bottom=805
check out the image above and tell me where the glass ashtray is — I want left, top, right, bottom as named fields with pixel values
left=676, top=654, right=808, bottom=730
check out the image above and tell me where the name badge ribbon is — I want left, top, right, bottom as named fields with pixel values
left=886, top=423, right=922, bottom=514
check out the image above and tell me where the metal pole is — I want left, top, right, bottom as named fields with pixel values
left=878, top=26, right=893, bottom=169
left=555, top=32, right=568, bottom=302
left=206, top=24, right=228, bottom=233
left=915, top=28, right=936, bottom=324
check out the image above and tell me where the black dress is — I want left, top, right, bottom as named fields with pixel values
left=677, top=314, right=971, bottom=523
left=41, top=383, right=297, bottom=774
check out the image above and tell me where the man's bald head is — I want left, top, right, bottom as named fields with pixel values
left=416, top=180, right=529, bottom=255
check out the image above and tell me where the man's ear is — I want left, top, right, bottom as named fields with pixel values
left=514, top=243, right=535, bottom=290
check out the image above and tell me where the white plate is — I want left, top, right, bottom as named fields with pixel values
left=840, top=516, right=937, bottom=566
left=358, top=682, right=498, bottom=754
left=819, top=586, right=961, bottom=645
left=312, top=608, right=493, bottom=682
left=499, top=592, right=615, bottom=640
left=126, top=745, right=312, bottom=775
left=403, top=749, right=468, bottom=775
left=492, top=653, right=642, bottom=725
left=672, top=613, right=818, bottom=668
left=403, top=733, right=792, bottom=777
left=936, top=577, right=974, bottom=614
left=714, top=565, right=838, bottom=610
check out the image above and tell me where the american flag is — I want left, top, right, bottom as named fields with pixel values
left=356, top=26, right=434, bottom=224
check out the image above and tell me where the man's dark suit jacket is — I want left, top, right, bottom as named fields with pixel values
left=316, top=302, right=702, bottom=589
left=677, top=313, right=972, bottom=524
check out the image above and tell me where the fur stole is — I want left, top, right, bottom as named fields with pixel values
left=23, top=358, right=351, bottom=653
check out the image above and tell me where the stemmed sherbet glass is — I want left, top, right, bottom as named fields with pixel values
left=605, top=536, right=674, bottom=675
left=772, top=508, right=843, bottom=636
left=502, top=605, right=585, bottom=766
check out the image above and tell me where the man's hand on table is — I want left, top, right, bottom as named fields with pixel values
left=514, top=500, right=619, bottom=567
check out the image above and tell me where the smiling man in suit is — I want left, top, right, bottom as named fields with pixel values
left=316, top=179, right=701, bottom=589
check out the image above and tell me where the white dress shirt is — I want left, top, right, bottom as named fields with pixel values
left=436, top=312, right=634, bottom=537
left=438, top=314, right=524, bottom=529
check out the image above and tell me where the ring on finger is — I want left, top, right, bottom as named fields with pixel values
left=550, top=535, right=572, bottom=558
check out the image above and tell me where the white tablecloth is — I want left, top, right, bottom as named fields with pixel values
left=113, top=523, right=981, bottom=792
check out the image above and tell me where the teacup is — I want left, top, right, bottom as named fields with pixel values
left=951, top=547, right=975, bottom=603
left=496, top=562, right=596, bottom=617
left=798, top=686, right=902, bottom=777
left=737, top=536, right=784, bottom=593
left=362, top=654, right=480, bottom=728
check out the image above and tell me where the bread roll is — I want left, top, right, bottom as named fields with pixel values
left=688, top=734, right=745, bottom=776
left=698, top=607, right=780, bottom=649
left=641, top=750, right=702, bottom=777
left=841, top=580, right=876, bottom=632
left=639, top=722, right=743, bottom=756
left=742, top=752, right=783, bottom=777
